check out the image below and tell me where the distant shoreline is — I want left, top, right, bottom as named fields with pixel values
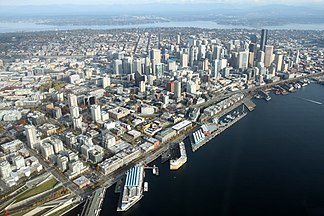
left=1, top=21, right=324, bottom=34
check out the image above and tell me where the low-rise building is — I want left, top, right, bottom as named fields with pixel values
left=0, top=139, right=24, bottom=154
left=155, top=128, right=177, bottom=144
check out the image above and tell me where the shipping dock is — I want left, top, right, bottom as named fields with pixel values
left=170, top=142, right=187, bottom=170
left=191, top=105, right=248, bottom=152
left=117, top=165, right=145, bottom=212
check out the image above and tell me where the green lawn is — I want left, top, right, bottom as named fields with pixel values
left=15, top=178, right=58, bottom=202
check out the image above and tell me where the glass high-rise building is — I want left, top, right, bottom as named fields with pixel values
left=260, top=29, right=268, bottom=51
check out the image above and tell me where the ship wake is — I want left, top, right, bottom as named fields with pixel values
left=297, top=97, right=323, bottom=105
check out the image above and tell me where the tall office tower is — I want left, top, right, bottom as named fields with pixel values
left=203, top=59, right=209, bottom=71
left=166, top=81, right=175, bottom=93
left=274, top=52, right=283, bottom=71
left=139, top=81, right=146, bottom=93
left=102, top=75, right=110, bottom=88
left=237, top=51, right=249, bottom=69
left=260, top=29, right=268, bottom=51
left=25, top=125, right=37, bottom=149
left=198, top=44, right=206, bottom=59
left=133, top=59, right=142, bottom=74
left=0, top=161, right=12, bottom=179
left=113, top=59, right=123, bottom=75
left=180, top=53, right=189, bottom=68
left=189, top=35, right=196, bottom=47
left=90, top=104, right=101, bottom=123
left=53, top=107, right=62, bottom=119
left=122, top=57, right=133, bottom=74
left=220, top=59, right=228, bottom=71
left=155, top=63, right=164, bottom=79
left=257, top=50, right=265, bottom=64
left=264, top=45, right=274, bottom=67
left=248, top=52, right=255, bottom=67
left=213, top=46, right=223, bottom=60
left=207, top=51, right=213, bottom=62
left=174, top=80, right=181, bottom=99
left=189, top=46, right=195, bottom=67
left=294, top=50, right=300, bottom=64
left=68, top=94, right=78, bottom=107
left=151, top=60, right=156, bottom=76
left=150, top=49, right=161, bottom=65
left=186, top=81, right=197, bottom=94
left=213, top=60, right=220, bottom=79
left=144, top=57, right=151, bottom=75
left=176, top=34, right=181, bottom=44
left=168, top=60, right=177, bottom=72
left=70, top=106, right=79, bottom=119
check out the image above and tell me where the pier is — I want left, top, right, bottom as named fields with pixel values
left=243, top=99, right=256, bottom=111
left=144, top=165, right=159, bottom=175
left=192, top=108, right=248, bottom=152
left=81, top=187, right=106, bottom=216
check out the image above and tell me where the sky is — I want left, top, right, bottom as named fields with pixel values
left=0, top=0, right=323, bottom=5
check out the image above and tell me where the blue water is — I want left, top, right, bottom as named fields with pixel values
left=1, top=21, right=324, bottom=33
left=98, top=83, right=324, bottom=216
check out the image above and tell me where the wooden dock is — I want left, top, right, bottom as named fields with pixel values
left=243, top=99, right=256, bottom=111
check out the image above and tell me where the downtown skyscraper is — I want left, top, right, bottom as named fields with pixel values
left=260, top=29, right=268, bottom=51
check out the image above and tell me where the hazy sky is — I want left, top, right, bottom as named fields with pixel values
left=0, top=0, right=323, bottom=5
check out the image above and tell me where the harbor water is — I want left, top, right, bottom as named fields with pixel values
left=96, top=83, right=324, bottom=216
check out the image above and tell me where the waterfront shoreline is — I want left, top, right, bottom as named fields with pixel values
left=65, top=73, right=324, bottom=216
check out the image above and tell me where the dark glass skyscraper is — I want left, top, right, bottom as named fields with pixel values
left=260, top=29, right=268, bottom=51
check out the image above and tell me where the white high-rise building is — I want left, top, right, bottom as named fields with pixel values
left=237, top=51, right=249, bottom=69
left=274, top=52, right=283, bottom=72
left=139, top=81, right=146, bottom=93
left=168, top=60, right=177, bottom=72
left=264, top=45, right=274, bottom=67
left=180, top=53, right=189, bottom=68
left=0, top=161, right=11, bottom=179
left=133, top=59, right=142, bottom=74
left=25, top=125, right=37, bottom=149
left=70, top=106, right=79, bottom=119
left=13, top=155, right=25, bottom=169
left=295, top=50, right=300, bottom=64
left=57, top=155, right=69, bottom=172
left=151, top=49, right=161, bottom=65
left=213, top=60, right=220, bottom=79
left=90, top=105, right=101, bottom=123
left=68, top=94, right=78, bottom=107
left=187, top=81, right=197, bottom=94
left=73, top=116, right=83, bottom=129
left=40, top=142, right=54, bottom=160
left=102, top=75, right=110, bottom=88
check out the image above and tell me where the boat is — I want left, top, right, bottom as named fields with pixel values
left=283, top=83, right=294, bottom=92
left=144, top=182, right=148, bottom=192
